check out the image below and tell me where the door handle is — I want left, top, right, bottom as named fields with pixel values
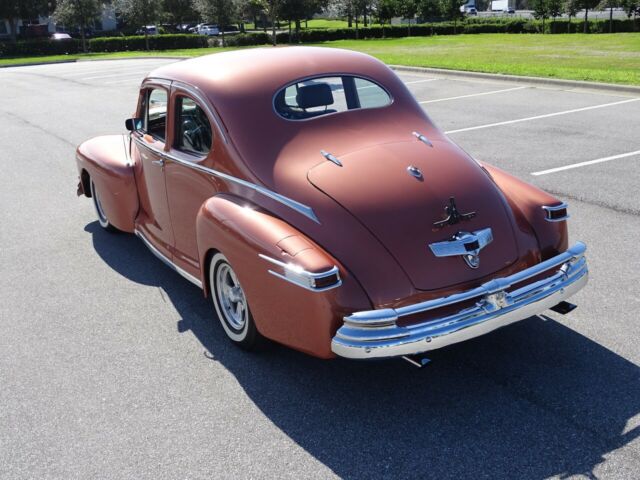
left=152, top=158, right=165, bottom=167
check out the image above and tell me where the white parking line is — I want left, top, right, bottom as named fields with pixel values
left=419, top=86, right=526, bottom=104
left=404, top=78, right=439, bottom=85
left=81, top=71, right=153, bottom=80
left=104, top=78, right=144, bottom=85
left=445, top=98, right=640, bottom=134
left=531, top=150, right=640, bottom=176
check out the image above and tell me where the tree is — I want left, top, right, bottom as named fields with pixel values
left=54, top=0, right=102, bottom=52
left=547, top=0, right=563, bottom=31
left=114, top=0, right=165, bottom=50
left=564, top=0, right=580, bottom=31
left=398, top=0, right=418, bottom=35
left=162, top=0, right=199, bottom=26
left=532, top=0, right=550, bottom=32
left=599, top=0, right=618, bottom=31
left=375, top=0, right=397, bottom=36
left=440, top=0, right=465, bottom=33
left=0, top=0, right=52, bottom=42
left=279, top=0, right=326, bottom=43
left=418, top=0, right=442, bottom=21
left=194, top=0, right=237, bottom=46
left=580, top=0, right=601, bottom=32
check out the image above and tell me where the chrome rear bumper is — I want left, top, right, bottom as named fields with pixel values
left=331, top=242, right=588, bottom=359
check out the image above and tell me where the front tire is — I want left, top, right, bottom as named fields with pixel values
left=209, top=252, right=262, bottom=350
left=90, top=179, right=117, bottom=232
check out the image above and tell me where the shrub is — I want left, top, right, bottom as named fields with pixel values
left=0, top=38, right=81, bottom=57
left=88, top=34, right=208, bottom=53
left=224, top=32, right=270, bottom=46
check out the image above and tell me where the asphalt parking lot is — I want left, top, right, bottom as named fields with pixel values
left=1, top=58, right=639, bottom=479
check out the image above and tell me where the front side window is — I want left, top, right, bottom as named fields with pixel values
left=274, top=75, right=391, bottom=121
left=175, top=96, right=213, bottom=155
left=144, top=88, right=168, bottom=141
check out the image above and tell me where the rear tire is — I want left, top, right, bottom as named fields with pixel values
left=209, top=253, right=263, bottom=350
left=90, top=179, right=117, bottom=232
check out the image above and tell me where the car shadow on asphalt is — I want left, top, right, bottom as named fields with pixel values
left=87, top=222, right=640, bottom=479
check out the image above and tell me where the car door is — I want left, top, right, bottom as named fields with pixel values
left=132, top=83, right=174, bottom=259
left=164, top=86, right=219, bottom=279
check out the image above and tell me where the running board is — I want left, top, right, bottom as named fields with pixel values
left=134, top=229, right=203, bottom=289
left=550, top=301, right=577, bottom=315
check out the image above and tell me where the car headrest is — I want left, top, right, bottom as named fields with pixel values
left=296, top=83, right=334, bottom=109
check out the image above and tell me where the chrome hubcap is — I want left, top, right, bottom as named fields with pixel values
left=215, top=263, right=247, bottom=331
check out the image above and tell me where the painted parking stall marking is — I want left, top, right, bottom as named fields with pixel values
left=419, top=86, right=527, bottom=104
left=531, top=150, right=640, bottom=176
left=445, top=97, right=640, bottom=134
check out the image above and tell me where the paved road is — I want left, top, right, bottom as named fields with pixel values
left=1, top=59, right=639, bottom=479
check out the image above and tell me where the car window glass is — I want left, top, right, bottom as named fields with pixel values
left=145, top=88, right=167, bottom=141
left=175, top=96, right=212, bottom=155
left=355, top=78, right=391, bottom=109
left=275, top=75, right=391, bottom=121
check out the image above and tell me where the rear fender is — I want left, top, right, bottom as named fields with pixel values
left=196, top=194, right=371, bottom=359
left=76, top=134, right=138, bottom=232
left=484, top=164, right=568, bottom=260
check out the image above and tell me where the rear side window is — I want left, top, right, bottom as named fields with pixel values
left=274, top=75, right=391, bottom=121
left=144, top=88, right=168, bottom=141
left=175, top=96, right=212, bottom=155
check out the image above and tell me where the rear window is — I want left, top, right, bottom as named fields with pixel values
left=274, top=75, right=391, bottom=121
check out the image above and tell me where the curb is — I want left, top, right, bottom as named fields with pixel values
left=390, top=65, right=640, bottom=96
left=76, top=56, right=187, bottom=62
left=0, top=59, right=78, bottom=68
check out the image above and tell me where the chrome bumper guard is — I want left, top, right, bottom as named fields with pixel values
left=331, top=242, right=588, bottom=359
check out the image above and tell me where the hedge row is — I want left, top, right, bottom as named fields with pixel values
left=0, top=34, right=208, bottom=56
left=89, top=34, right=208, bottom=52
left=1, top=19, right=637, bottom=56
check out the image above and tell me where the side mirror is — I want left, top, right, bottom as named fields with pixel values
left=125, top=117, right=143, bottom=131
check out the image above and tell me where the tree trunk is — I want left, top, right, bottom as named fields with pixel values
left=288, top=20, right=291, bottom=43
left=295, top=19, right=301, bottom=43
left=584, top=8, right=589, bottom=33
left=80, top=25, right=87, bottom=53
left=9, top=18, right=18, bottom=43
left=609, top=7, right=613, bottom=33
left=348, top=13, right=352, bottom=28
left=568, top=14, right=572, bottom=32
left=364, top=11, right=368, bottom=27
left=221, top=29, right=226, bottom=47
left=542, top=16, right=545, bottom=33
left=355, top=16, right=359, bottom=39
left=145, top=30, right=149, bottom=50
left=272, top=12, right=277, bottom=46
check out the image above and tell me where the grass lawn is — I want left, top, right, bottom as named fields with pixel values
left=2, top=33, right=639, bottom=85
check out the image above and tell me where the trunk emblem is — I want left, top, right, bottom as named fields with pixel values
left=429, top=228, right=493, bottom=269
left=407, top=165, right=423, bottom=180
left=433, top=196, right=476, bottom=229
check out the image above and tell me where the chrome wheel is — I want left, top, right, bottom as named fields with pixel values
left=215, top=263, right=248, bottom=331
left=209, top=252, right=263, bottom=349
left=90, top=179, right=112, bottom=230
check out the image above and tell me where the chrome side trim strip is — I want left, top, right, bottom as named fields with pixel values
left=132, top=137, right=320, bottom=224
left=413, top=131, right=434, bottom=147
left=258, top=254, right=342, bottom=292
left=135, top=229, right=203, bottom=289
left=542, top=202, right=570, bottom=222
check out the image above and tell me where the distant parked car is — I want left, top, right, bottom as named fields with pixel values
left=51, top=32, right=72, bottom=40
left=503, top=7, right=515, bottom=14
left=189, top=23, right=206, bottom=33
left=136, top=25, right=159, bottom=35
left=198, top=24, right=220, bottom=36
left=466, top=7, right=478, bottom=15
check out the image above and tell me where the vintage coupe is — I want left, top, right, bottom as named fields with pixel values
left=76, top=47, right=588, bottom=361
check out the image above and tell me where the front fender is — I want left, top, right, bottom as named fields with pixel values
left=196, top=194, right=371, bottom=359
left=76, top=134, right=138, bottom=232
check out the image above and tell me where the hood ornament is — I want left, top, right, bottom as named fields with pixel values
left=433, top=196, right=476, bottom=229
left=407, top=165, right=423, bottom=180
left=429, top=228, right=493, bottom=269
